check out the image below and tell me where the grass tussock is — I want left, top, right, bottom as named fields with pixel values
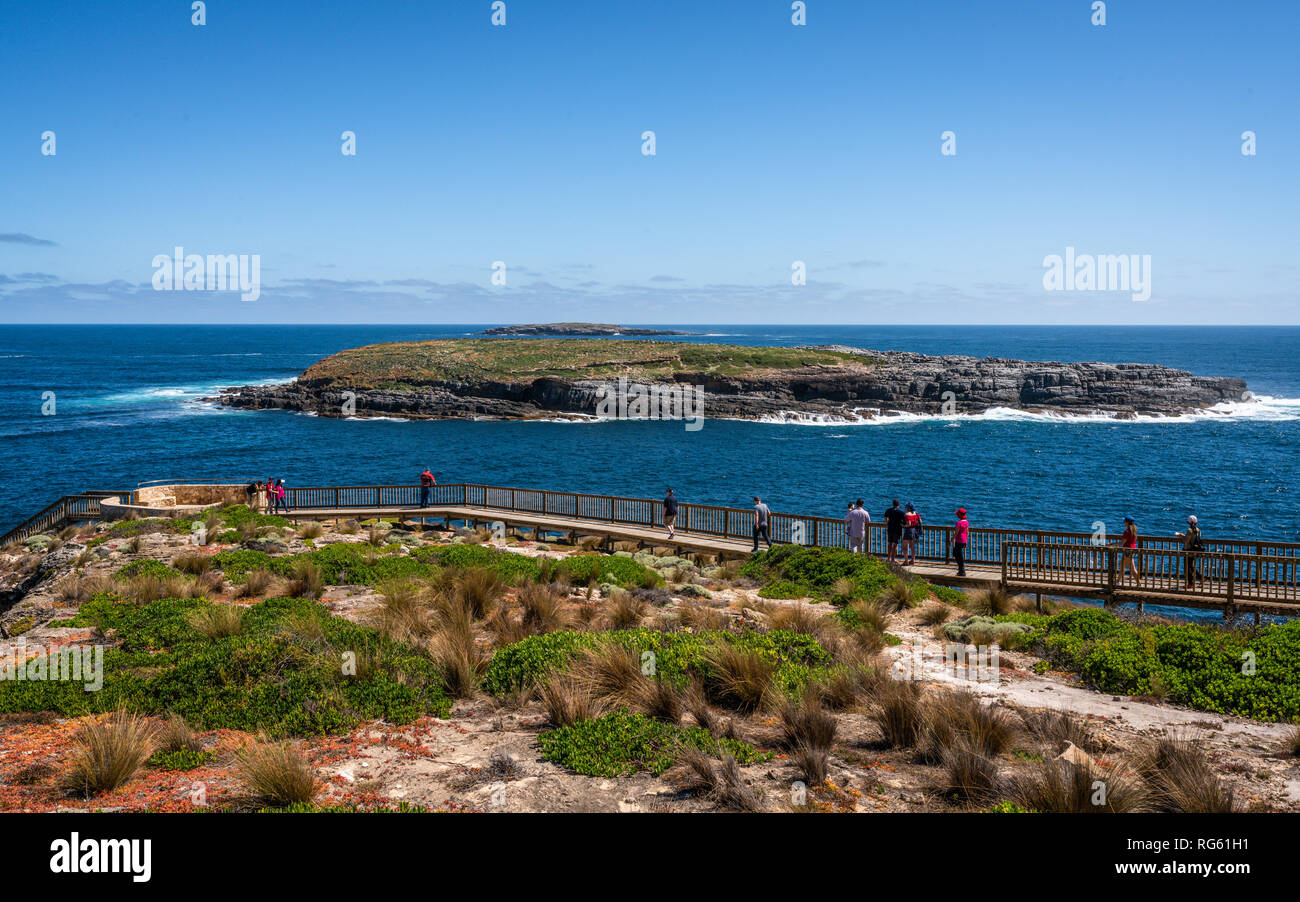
left=870, top=678, right=925, bottom=748
left=286, top=559, right=324, bottom=599
left=237, top=741, right=316, bottom=807
left=876, top=579, right=916, bottom=612
left=846, top=598, right=889, bottom=635
left=155, top=712, right=203, bottom=754
left=538, top=673, right=601, bottom=727
left=1133, top=736, right=1237, bottom=813
left=1009, top=759, right=1146, bottom=813
left=968, top=585, right=1020, bottom=616
left=236, top=567, right=275, bottom=598
left=671, top=748, right=765, bottom=812
left=678, top=602, right=730, bottom=633
left=917, top=602, right=953, bottom=626
left=187, top=603, right=245, bottom=640
left=1023, top=709, right=1102, bottom=755
left=517, top=583, right=567, bottom=635
left=701, top=644, right=775, bottom=713
left=765, top=603, right=826, bottom=637
left=373, top=580, right=432, bottom=644
left=918, top=691, right=1017, bottom=763
left=62, top=711, right=154, bottom=797
left=943, top=738, right=1002, bottom=802
left=173, top=552, right=211, bottom=576
left=1286, top=723, right=1300, bottom=758
left=606, top=591, right=647, bottom=630
left=297, top=522, right=324, bottom=540
left=57, top=573, right=115, bottom=604
left=428, top=595, right=489, bottom=698
left=454, top=568, right=503, bottom=619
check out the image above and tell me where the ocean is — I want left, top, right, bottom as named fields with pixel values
left=2, top=324, right=1298, bottom=621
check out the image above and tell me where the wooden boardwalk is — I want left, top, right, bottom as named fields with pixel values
left=5, top=481, right=1298, bottom=620
left=283, top=504, right=1297, bottom=620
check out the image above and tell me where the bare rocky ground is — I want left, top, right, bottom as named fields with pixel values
left=2, top=520, right=1297, bottom=813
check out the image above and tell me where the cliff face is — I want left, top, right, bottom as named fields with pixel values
left=212, top=345, right=1248, bottom=422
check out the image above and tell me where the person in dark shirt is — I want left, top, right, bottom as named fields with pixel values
left=752, top=496, right=772, bottom=552
left=663, top=488, right=678, bottom=539
left=419, top=468, right=435, bottom=508
left=883, top=499, right=905, bottom=562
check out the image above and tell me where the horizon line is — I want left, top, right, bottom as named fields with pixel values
left=2, top=322, right=1300, bottom=329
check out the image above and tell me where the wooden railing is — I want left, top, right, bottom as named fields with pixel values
left=0, top=492, right=124, bottom=547
left=270, top=481, right=1300, bottom=564
left=6, top=483, right=1300, bottom=610
left=1002, top=541, right=1300, bottom=605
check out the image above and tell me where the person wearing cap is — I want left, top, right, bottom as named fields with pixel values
left=1112, top=516, right=1141, bottom=583
left=1175, top=515, right=1205, bottom=587
left=952, top=508, right=969, bottom=576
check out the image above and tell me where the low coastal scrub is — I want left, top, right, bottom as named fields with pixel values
left=1005, top=607, right=1300, bottom=722
left=537, top=709, right=768, bottom=777
left=740, top=546, right=894, bottom=602
left=0, top=594, right=452, bottom=734
left=481, top=628, right=835, bottom=699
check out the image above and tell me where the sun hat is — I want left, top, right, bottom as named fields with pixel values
left=1123, top=516, right=1134, bottom=523
left=956, top=508, right=966, bottom=516
left=1187, top=515, right=1198, bottom=524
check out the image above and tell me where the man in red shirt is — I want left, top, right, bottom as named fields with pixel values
left=419, top=469, right=435, bottom=507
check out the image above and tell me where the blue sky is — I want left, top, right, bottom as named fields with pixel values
left=1, top=0, right=1296, bottom=324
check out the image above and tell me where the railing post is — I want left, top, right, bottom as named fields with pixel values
left=1226, top=556, right=1236, bottom=616
left=1106, top=548, right=1116, bottom=604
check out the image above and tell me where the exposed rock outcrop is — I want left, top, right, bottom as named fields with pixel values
left=211, top=344, right=1248, bottom=423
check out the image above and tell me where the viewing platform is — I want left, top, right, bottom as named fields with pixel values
left=4, top=481, right=1298, bottom=620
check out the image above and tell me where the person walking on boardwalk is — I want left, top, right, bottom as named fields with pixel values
left=419, top=468, right=435, bottom=508
left=265, top=477, right=275, bottom=513
left=901, top=503, right=923, bottom=565
left=1114, top=516, right=1141, bottom=583
left=884, top=499, right=905, bottom=562
left=844, top=499, right=871, bottom=553
left=1176, top=514, right=1205, bottom=587
left=273, top=478, right=288, bottom=515
left=752, top=496, right=772, bottom=553
left=663, top=488, right=679, bottom=539
left=952, top=508, right=970, bottom=577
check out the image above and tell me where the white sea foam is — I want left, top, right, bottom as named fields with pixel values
left=101, top=377, right=294, bottom=407
left=748, top=396, right=1300, bottom=426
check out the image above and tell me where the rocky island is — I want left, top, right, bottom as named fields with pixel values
left=480, top=322, right=690, bottom=336
left=210, top=339, right=1249, bottom=422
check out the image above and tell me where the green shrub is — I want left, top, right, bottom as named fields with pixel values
left=740, top=546, right=893, bottom=603
left=148, top=748, right=214, bottom=770
left=217, top=505, right=290, bottom=529
left=481, top=628, right=834, bottom=699
left=0, top=595, right=451, bottom=735
left=538, top=709, right=768, bottom=777
left=555, top=553, right=662, bottom=589
left=211, top=549, right=275, bottom=580
left=114, top=559, right=180, bottom=581
left=1030, top=608, right=1300, bottom=722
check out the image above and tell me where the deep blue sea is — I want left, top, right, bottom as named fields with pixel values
left=3, top=325, right=1298, bottom=616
